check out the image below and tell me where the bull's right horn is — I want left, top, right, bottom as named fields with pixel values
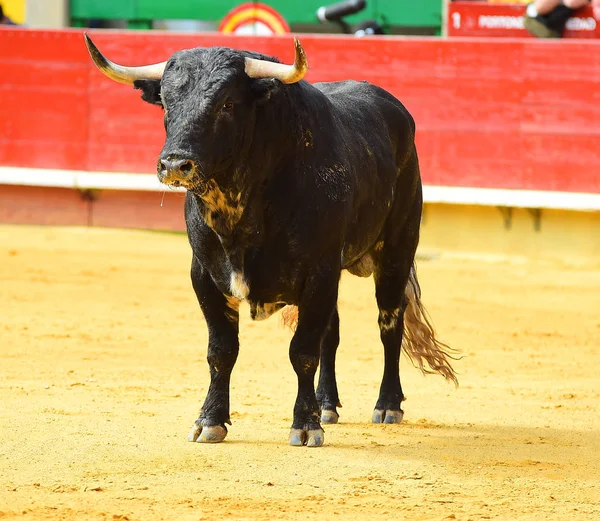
left=84, top=33, right=167, bottom=86
left=244, top=37, right=308, bottom=84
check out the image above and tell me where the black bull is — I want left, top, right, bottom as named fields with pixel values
left=85, top=34, right=458, bottom=447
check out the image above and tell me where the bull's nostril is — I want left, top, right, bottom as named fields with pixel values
left=158, top=158, right=195, bottom=182
left=180, top=161, right=194, bottom=174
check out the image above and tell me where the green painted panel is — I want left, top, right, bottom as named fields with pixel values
left=136, top=0, right=239, bottom=20
left=270, top=0, right=376, bottom=25
left=137, top=0, right=376, bottom=24
left=70, top=0, right=137, bottom=19
left=70, top=0, right=442, bottom=28
left=376, top=0, right=441, bottom=26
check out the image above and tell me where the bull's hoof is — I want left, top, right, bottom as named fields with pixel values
left=289, top=427, right=324, bottom=447
left=372, top=409, right=404, bottom=424
left=320, top=409, right=339, bottom=424
left=187, top=422, right=228, bottom=443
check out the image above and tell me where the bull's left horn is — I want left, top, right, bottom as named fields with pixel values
left=244, top=37, right=308, bottom=84
left=84, top=33, right=167, bottom=86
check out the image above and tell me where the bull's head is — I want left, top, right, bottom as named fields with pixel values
left=84, top=34, right=308, bottom=191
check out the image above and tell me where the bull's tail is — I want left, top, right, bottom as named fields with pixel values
left=402, top=264, right=459, bottom=387
left=281, top=305, right=299, bottom=331
left=280, top=265, right=459, bottom=387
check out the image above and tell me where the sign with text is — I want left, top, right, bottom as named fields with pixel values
left=448, top=2, right=599, bottom=38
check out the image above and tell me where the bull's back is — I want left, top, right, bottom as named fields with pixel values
left=312, top=80, right=418, bottom=266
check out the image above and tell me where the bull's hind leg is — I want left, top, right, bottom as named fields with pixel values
left=372, top=191, right=421, bottom=424
left=187, top=256, right=239, bottom=443
left=316, top=307, right=342, bottom=424
left=372, top=276, right=408, bottom=424
left=289, top=264, right=340, bottom=447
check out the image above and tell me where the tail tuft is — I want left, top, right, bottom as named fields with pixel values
left=403, top=265, right=460, bottom=387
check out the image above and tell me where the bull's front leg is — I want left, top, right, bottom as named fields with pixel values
left=187, top=257, right=239, bottom=443
left=289, top=266, right=340, bottom=447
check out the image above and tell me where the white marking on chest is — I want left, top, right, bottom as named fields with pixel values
left=230, top=271, right=249, bottom=300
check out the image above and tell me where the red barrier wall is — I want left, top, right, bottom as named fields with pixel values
left=1, top=27, right=599, bottom=194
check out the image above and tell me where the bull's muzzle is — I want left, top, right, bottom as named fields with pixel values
left=157, top=158, right=198, bottom=187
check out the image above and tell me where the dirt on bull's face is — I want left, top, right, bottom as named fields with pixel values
left=199, top=180, right=245, bottom=234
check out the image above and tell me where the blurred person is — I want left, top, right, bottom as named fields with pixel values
left=524, top=0, right=595, bottom=37
left=354, top=19, right=385, bottom=37
left=0, top=3, right=17, bottom=25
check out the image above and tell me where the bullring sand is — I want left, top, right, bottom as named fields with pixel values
left=1, top=225, right=599, bottom=520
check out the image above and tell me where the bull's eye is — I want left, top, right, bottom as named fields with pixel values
left=221, top=101, right=234, bottom=113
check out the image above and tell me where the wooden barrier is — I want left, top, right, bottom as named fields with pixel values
left=0, top=28, right=598, bottom=230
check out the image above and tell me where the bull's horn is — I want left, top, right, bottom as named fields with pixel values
left=84, top=33, right=167, bottom=86
left=244, top=37, right=308, bottom=84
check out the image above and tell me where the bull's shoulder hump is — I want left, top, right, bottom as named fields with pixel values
left=314, top=79, right=390, bottom=97
left=314, top=80, right=405, bottom=111
left=313, top=80, right=413, bottom=129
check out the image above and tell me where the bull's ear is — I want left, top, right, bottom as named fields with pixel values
left=250, top=78, right=281, bottom=105
left=133, top=79, right=163, bottom=107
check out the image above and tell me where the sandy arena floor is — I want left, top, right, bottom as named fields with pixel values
left=1, top=224, right=599, bottom=520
